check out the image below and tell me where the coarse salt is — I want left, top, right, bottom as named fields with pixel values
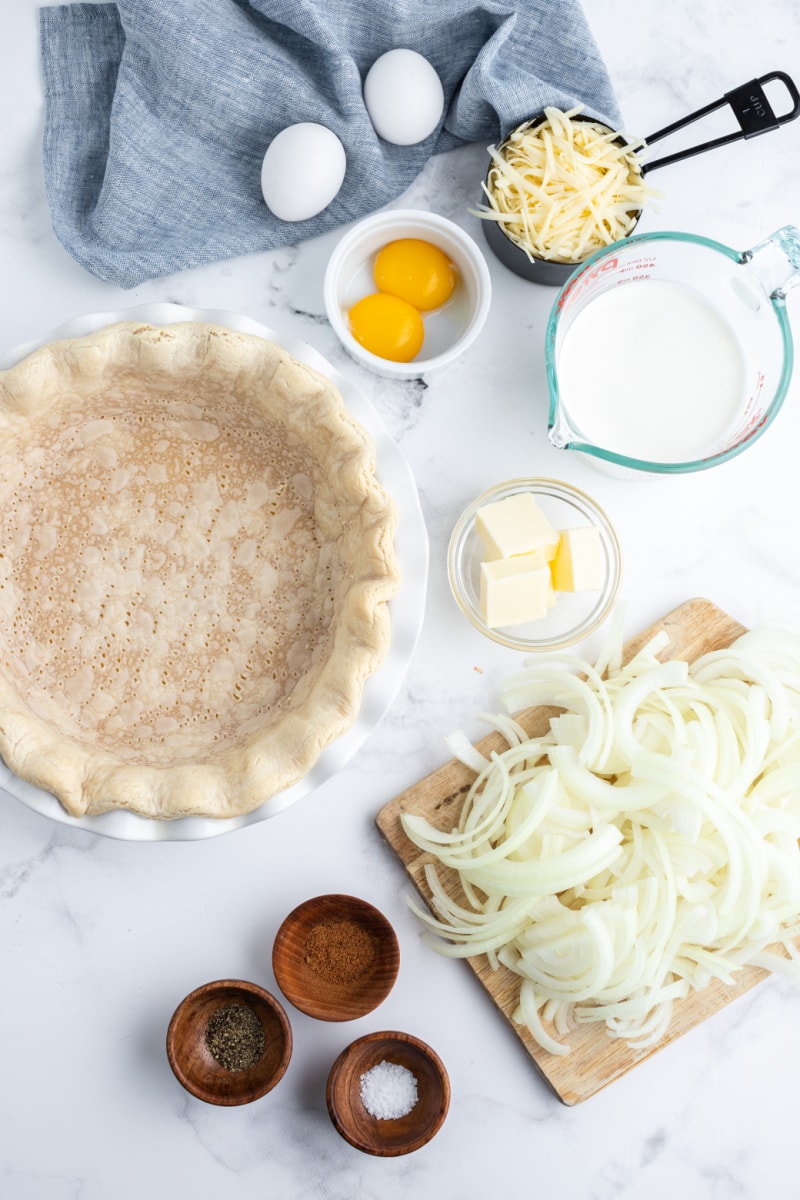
left=359, top=1060, right=418, bottom=1120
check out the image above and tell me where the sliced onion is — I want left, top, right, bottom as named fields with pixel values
left=401, top=622, right=800, bottom=1053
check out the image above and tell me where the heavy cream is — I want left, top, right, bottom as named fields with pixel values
left=555, top=280, right=746, bottom=464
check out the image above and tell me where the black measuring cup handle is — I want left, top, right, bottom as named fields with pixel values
left=640, top=70, right=800, bottom=174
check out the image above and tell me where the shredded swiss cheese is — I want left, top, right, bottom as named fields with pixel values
left=473, top=106, right=657, bottom=265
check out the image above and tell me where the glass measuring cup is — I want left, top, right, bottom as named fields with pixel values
left=545, top=226, right=800, bottom=475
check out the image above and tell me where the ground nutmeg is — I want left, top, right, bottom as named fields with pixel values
left=303, top=918, right=377, bottom=985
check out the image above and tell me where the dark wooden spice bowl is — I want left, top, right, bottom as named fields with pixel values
left=326, top=1030, right=450, bottom=1156
left=166, top=979, right=292, bottom=1105
left=272, top=894, right=400, bottom=1021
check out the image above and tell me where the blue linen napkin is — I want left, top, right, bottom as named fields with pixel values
left=39, top=0, right=622, bottom=288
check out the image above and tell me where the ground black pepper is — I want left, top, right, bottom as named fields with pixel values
left=303, top=918, right=377, bottom=985
left=204, top=1003, right=265, bottom=1072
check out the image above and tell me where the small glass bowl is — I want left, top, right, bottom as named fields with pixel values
left=447, top=477, right=622, bottom=652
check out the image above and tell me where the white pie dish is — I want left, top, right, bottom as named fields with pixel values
left=0, top=304, right=428, bottom=841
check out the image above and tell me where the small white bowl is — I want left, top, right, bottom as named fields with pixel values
left=448, top=477, right=622, bottom=652
left=323, top=209, right=492, bottom=379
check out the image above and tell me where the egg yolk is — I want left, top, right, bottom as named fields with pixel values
left=348, top=293, right=425, bottom=362
left=373, top=239, right=457, bottom=311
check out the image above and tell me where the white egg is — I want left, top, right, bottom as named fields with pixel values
left=363, top=49, right=445, bottom=146
left=261, top=123, right=346, bottom=222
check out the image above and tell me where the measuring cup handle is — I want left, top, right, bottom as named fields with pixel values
left=641, top=71, right=800, bottom=174
left=742, top=225, right=800, bottom=299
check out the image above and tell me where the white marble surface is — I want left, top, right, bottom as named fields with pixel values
left=2, top=2, right=800, bottom=1197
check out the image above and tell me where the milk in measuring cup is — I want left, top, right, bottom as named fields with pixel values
left=556, top=280, right=746, bottom=463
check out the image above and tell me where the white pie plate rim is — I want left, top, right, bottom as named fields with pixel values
left=0, top=303, right=428, bottom=841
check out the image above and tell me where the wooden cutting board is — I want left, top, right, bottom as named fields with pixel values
left=376, top=598, right=795, bottom=1105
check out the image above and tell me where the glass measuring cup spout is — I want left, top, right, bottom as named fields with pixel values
left=545, top=227, right=798, bottom=476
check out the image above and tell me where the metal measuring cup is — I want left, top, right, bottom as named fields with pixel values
left=481, top=71, right=800, bottom=287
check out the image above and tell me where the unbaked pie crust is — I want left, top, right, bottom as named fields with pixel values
left=0, top=322, right=400, bottom=819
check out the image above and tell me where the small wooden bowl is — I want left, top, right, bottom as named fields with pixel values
left=166, top=979, right=292, bottom=1105
left=272, top=894, right=400, bottom=1021
left=326, top=1031, right=450, bottom=1156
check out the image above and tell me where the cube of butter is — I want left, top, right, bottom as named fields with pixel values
left=552, top=526, right=603, bottom=592
left=480, top=551, right=551, bottom=628
left=475, top=492, right=559, bottom=561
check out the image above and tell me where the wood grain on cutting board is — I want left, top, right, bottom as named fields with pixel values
left=376, top=598, right=794, bottom=1105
